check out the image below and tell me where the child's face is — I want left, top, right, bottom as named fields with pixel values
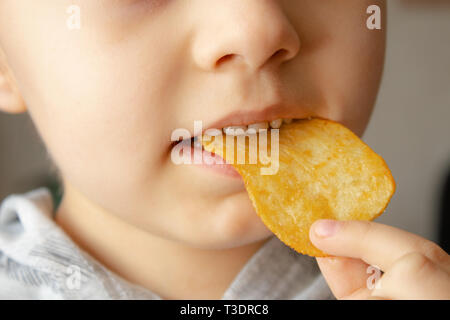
left=0, top=0, right=385, bottom=249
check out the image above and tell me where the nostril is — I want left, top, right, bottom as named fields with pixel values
left=213, top=48, right=294, bottom=70
left=215, top=54, right=237, bottom=68
left=270, top=48, right=289, bottom=61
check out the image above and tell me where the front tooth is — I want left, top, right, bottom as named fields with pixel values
left=269, top=119, right=283, bottom=129
left=283, top=118, right=293, bottom=124
left=223, top=125, right=248, bottom=136
left=248, top=122, right=269, bottom=131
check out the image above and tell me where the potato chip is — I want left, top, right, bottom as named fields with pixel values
left=202, top=118, right=396, bottom=257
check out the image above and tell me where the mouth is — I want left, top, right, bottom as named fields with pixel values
left=170, top=116, right=308, bottom=178
left=171, top=116, right=301, bottom=151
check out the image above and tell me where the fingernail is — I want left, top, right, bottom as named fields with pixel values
left=314, top=220, right=339, bottom=238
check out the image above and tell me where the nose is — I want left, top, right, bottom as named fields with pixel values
left=191, top=0, right=300, bottom=72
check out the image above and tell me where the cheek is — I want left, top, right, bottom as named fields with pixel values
left=339, top=33, right=386, bottom=136
left=22, top=38, right=179, bottom=196
left=286, top=0, right=386, bottom=136
left=39, top=67, right=169, bottom=191
left=314, top=24, right=385, bottom=136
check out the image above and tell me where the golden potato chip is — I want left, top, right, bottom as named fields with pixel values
left=202, top=118, right=395, bottom=257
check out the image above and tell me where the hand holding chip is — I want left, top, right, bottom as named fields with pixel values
left=203, top=118, right=449, bottom=299
left=310, top=219, right=450, bottom=300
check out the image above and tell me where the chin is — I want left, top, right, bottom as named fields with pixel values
left=181, top=192, right=274, bottom=250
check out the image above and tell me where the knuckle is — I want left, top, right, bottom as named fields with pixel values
left=397, top=252, right=435, bottom=279
left=382, top=252, right=444, bottom=299
left=419, top=240, right=449, bottom=266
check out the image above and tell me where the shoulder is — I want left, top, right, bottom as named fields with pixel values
left=0, top=251, right=63, bottom=299
left=0, top=187, right=63, bottom=299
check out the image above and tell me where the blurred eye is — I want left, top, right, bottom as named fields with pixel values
left=124, top=0, right=168, bottom=7
left=111, top=0, right=170, bottom=16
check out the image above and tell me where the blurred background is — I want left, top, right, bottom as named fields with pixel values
left=1, top=2, right=449, bottom=250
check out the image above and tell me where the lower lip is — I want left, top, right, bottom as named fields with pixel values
left=192, top=145, right=242, bottom=179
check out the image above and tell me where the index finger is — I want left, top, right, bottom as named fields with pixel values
left=309, top=220, right=450, bottom=272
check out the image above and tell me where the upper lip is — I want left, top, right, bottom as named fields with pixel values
left=193, top=103, right=311, bottom=138
left=169, top=102, right=316, bottom=147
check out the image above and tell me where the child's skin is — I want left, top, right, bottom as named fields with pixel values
left=0, top=0, right=448, bottom=299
